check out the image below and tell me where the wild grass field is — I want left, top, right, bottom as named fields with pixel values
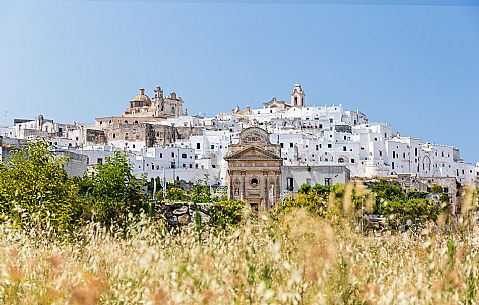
left=1, top=208, right=479, bottom=305
left=1, top=142, right=478, bottom=304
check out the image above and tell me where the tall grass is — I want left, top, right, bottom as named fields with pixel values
left=0, top=182, right=478, bottom=304
left=1, top=207, right=479, bottom=304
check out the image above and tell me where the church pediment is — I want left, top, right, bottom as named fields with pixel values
left=225, top=146, right=281, bottom=161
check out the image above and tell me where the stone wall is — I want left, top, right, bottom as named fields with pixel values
left=85, top=129, right=106, bottom=145
left=155, top=202, right=212, bottom=227
left=96, top=123, right=203, bottom=148
left=147, top=125, right=203, bottom=147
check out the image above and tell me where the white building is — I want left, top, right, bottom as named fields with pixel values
left=2, top=83, right=477, bottom=187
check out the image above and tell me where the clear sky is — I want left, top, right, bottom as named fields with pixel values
left=0, top=0, right=478, bottom=162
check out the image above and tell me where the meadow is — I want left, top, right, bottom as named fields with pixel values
left=1, top=141, right=478, bottom=304
left=1, top=208, right=479, bottom=305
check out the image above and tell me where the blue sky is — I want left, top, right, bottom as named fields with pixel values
left=0, top=0, right=478, bottom=162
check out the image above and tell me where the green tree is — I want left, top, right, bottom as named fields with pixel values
left=80, top=151, right=148, bottom=227
left=370, top=181, right=446, bottom=228
left=281, top=183, right=328, bottom=216
left=209, top=200, right=245, bottom=231
left=165, top=185, right=189, bottom=202
left=0, top=139, right=81, bottom=233
left=191, top=177, right=211, bottom=203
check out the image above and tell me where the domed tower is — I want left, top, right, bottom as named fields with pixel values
left=290, top=83, right=305, bottom=107
left=130, top=88, right=151, bottom=108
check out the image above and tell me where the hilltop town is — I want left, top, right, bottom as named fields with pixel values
left=1, top=83, right=478, bottom=211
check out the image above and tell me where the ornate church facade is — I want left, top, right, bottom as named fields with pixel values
left=225, top=127, right=282, bottom=211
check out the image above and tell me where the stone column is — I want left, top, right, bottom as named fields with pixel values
left=275, top=171, right=281, bottom=203
left=227, top=170, right=232, bottom=199
left=263, top=170, right=269, bottom=211
left=240, top=171, right=246, bottom=202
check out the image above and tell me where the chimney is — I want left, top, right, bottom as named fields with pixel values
left=140, top=88, right=145, bottom=96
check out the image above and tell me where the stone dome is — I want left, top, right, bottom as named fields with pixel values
left=130, top=88, right=151, bottom=103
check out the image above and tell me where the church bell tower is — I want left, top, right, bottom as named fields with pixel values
left=290, top=83, right=305, bottom=107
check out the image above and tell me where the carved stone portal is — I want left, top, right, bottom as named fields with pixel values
left=225, top=127, right=282, bottom=211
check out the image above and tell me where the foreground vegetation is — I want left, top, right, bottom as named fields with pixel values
left=1, top=140, right=479, bottom=304
left=2, top=210, right=479, bottom=304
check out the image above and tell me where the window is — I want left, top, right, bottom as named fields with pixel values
left=289, top=143, right=293, bottom=148
left=344, top=136, right=346, bottom=140
left=112, top=133, right=115, bottom=139
left=328, top=144, right=332, bottom=148
left=132, top=144, right=136, bottom=149
left=97, top=158, right=102, bottom=165
left=324, top=178, right=332, bottom=186
left=159, top=153, right=163, bottom=158
left=280, top=143, right=284, bottom=148
left=171, top=152, right=175, bottom=158
left=211, top=145, right=214, bottom=149
left=379, top=150, right=383, bottom=157
left=343, top=146, right=347, bottom=151
left=196, top=143, right=201, bottom=149
left=182, top=153, right=187, bottom=159
left=415, top=148, right=418, bottom=156
left=329, top=119, right=333, bottom=123
left=351, top=159, right=355, bottom=163
left=152, top=164, right=154, bottom=170
left=392, top=162, right=395, bottom=169
left=286, top=178, right=294, bottom=191
left=250, top=178, right=259, bottom=188
left=316, top=145, right=319, bottom=150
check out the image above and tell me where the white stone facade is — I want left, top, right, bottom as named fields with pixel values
left=1, top=83, right=477, bottom=187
